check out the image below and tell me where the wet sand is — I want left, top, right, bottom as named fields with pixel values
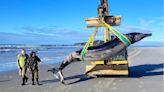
left=0, top=47, right=163, bottom=92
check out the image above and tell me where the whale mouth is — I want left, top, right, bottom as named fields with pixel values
left=144, top=33, right=152, bottom=37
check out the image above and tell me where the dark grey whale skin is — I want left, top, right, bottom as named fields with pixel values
left=48, top=32, right=152, bottom=71
left=82, top=32, right=152, bottom=61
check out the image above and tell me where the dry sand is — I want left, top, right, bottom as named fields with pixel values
left=0, top=47, right=163, bottom=92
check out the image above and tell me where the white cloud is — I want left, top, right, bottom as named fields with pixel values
left=117, top=16, right=164, bottom=42
left=138, top=16, right=164, bottom=28
left=0, top=27, right=93, bottom=44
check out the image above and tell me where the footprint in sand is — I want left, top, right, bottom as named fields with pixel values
left=112, top=83, right=116, bottom=86
left=110, top=87, right=117, bottom=90
left=141, top=90, right=147, bottom=92
left=98, top=81, right=102, bottom=84
left=135, top=78, right=139, bottom=81
left=118, top=79, right=123, bottom=82
left=138, top=85, right=143, bottom=88
left=139, top=81, right=144, bottom=84
left=88, top=88, right=92, bottom=92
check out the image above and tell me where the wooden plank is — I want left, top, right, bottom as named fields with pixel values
left=86, top=64, right=129, bottom=75
left=85, top=16, right=121, bottom=28
left=86, top=64, right=128, bottom=71
left=91, top=61, right=104, bottom=64
left=85, top=17, right=102, bottom=28
left=109, top=60, right=128, bottom=65
left=87, top=69, right=128, bottom=75
left=91, top=60, right=128, bottom=65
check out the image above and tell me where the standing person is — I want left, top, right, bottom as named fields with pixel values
left=29, top=51, right=41, bottom=85
left=17, top=49, right=29, bottom=86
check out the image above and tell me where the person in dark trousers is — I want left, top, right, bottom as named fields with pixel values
left=29, top=51, right=41, bottom=85
left=17, top=49, right=29, bottom=86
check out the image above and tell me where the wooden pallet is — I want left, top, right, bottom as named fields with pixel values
left=86, top=49, right=129, bottom=76
left=86, top=62, right=129, bottom=76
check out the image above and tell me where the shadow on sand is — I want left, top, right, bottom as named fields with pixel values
left=65, top=74, right=93, bottom=85
left=40, top=74, right=93, bottom=85
left=67, top=63, right=164, bottom=84
left=0, top=79, right=10, bottom=83
left=41, top=63, right=163, bottom=85
left=129, top=63, right=164, bottom=77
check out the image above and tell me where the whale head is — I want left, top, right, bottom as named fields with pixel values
left=126, top=32, right=152, bottom=44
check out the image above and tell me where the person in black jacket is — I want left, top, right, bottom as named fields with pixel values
left=29, top=51, right=41, bottom=85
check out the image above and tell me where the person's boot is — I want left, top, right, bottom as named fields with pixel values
left=36, top=78, right=40, bottom=85
left=32, top=79, right=35, bottom=85
left=24, top=76, right=28, bottom=83
left=32, top=81, right=35, bottom=85
left=21, top=77, right=25, bottom=86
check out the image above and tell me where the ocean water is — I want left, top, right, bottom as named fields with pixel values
left=0, top=45, right=82, bottom=72
left=0, top=43, right=163, bottom=72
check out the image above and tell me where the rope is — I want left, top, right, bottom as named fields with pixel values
left=81, top=28, right=98, bottom=61
left=80, top=21, right=131, bottom=61
left=102, top=21, right=131, bottom=46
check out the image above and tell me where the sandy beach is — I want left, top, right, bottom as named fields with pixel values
left=0, top=47, right=163, bottom=92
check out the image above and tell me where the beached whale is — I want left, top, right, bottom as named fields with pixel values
left=48, top=32, right=151, bottom=84
left=83, top=32, right=152, bottom=61
left=48, top=32, right=151, bottom=71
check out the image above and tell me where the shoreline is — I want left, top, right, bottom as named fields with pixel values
left=0, top=46, right=163, bottom=92
left=0, top=62, right=61, bottom=74
left=0, top=46, right=163, bottom=73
